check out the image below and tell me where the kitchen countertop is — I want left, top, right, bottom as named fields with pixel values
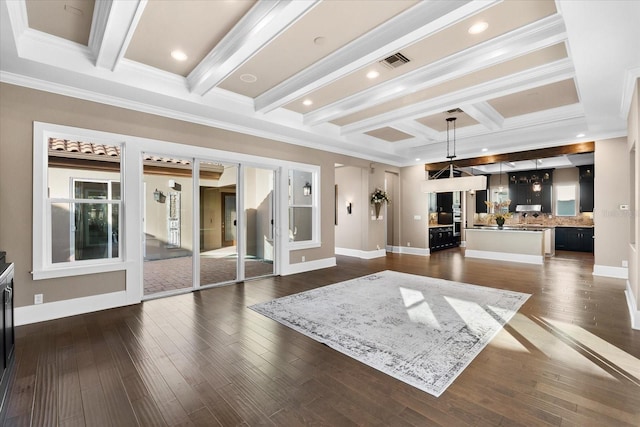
left=429, top=224, right=454, bottom=228
left=468, top=225, right=549, bottom=232
left=473, top=224, right=593, bottom=229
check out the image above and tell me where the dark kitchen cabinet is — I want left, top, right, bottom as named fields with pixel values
left=436, top=192, right=453, bottom=212
left=579, top=165, right=594, bottom=212
left=429, top=226, right=457, bottom=251
left=475, top=189, right=488, bottom=213
left=554, top=227, right=594, bottom=252
left=0, top=262, right=14, bottom=414
left=507, top=169, right=553, bottom=212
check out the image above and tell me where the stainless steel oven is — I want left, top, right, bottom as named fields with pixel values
left=453, top=220, right=461, bottom=236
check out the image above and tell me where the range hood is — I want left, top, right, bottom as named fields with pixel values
left=515, top=204, right=542, bottom=212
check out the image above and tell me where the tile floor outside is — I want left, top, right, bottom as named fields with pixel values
left=143, top=255, right=273, bottom=295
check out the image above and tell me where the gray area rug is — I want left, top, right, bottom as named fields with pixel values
left=249, top=270, right=530, bottom=397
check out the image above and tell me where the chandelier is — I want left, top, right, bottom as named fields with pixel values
left=421, top=116, right=487, bottom=193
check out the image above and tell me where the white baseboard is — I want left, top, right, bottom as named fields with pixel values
left=593, top=264, right=629, bottom=279
left=465, top=249, right=543, bottom=265
left=15, top=290, right=131, bottom=326
left=625, top=281, right=640, bottom=330
left=398, top=246, right=430, bottom=256
left=335, top=248, right=386, bottom=259
left=281, top=257, right=336, bottom=276
left=386, top=245, right=401, bottom=253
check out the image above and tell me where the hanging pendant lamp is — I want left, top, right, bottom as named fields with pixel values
left=532, top=159, right=542, bottom=193
left=421, top=116, right=487, bottom=193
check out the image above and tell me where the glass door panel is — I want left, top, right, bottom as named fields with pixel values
left=244, top=166, right=275, bottom=279
left=143, top=154, right=193, bottom=297
left=199, top=161, right=238, bottom=286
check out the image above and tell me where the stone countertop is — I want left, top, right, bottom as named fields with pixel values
left=473, top=223, right=593, bottom=229
left=429, top=224, right=454, bottom=228
left=468, top=226, right=549, bottom=232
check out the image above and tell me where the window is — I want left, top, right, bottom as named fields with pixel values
left=556, top=185, right=576, bottom=216
left=287, top=168, right=319, bottom=247
left=33, top=123, right=124, bottom=279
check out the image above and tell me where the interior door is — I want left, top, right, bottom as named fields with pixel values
left=243, top=166, right=275, bottom=279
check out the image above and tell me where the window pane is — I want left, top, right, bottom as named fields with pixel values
left=51, top=201, right=120, bottom=263
left=289, top=170, right=313, bottom=206
left=289, top=207, right=312, bottom=241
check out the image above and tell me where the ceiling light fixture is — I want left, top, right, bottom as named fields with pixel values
left=421, top=116, right=487, bottom=193
left=576, top=133, right=586, bottom=138
left=366, top=70, right=380, bottom=79
left=302, top=99, right=313, bottom=106
left=481, top=147, right=488, bottom=152
left=170, top=50, right=188, bottom=61
left=468, top=21, right=489, bottom=35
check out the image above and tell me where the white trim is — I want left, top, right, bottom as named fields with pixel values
left=398, top=246, right=430, bottom=256
left=593, top=264, right=629, bottom=279
left=386, top=245, right=401, bottom=253
left=15, top=291, right=131, bottom=326
left=32, top=262, right=129, bottom=281
left=625, top=281, right=640, bottom=330
left=335, top=248, right=386, bottom=259
left=465, top=249, right=543, bottom=265
left=281, top=257, right=336, bottom=276
left=620, top=66, right=640, bottom=119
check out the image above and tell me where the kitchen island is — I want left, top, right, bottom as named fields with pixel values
left=465, top=226, right=554, bottom=265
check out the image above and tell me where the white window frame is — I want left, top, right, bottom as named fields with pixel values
left=286, top=165, right=321, bottom=250
left=33, top=123, right=126, bottom=280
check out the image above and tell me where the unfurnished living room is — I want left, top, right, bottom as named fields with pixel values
left=0, top=0, right=639, bottom=426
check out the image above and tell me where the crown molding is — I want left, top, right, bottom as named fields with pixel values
left=620, top=66, right=640, bottom=119
left=3, top=0, right=28, bottom=44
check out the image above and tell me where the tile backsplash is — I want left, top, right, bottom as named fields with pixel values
left=474, top=212, right=594, bottom=227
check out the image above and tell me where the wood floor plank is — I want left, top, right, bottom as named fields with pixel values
left=6, top=250, right=639, bottom=426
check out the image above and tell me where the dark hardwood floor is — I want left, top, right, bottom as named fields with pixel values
left=2, top=249, right=639, bottom=426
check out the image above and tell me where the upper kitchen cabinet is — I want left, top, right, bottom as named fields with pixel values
left=508, top=169, right=553, bottom=212
left=579, top=165, right=594, bottom=212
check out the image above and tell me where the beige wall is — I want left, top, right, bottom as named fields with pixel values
left=0, top=82, right=360, bottom=307
left=399, top=165, right=428, bottom=249
left=627, top=79, right=639, bottom=313
left=594, top=138, right=629, bottom=270
left=335, top=166, right=365, bottom=250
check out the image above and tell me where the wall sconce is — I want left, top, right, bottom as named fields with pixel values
left=346, top=202, right=352, bottom=214
left=303, top=182, right=312, bottom=196
left=153, top=189, right=165, bottom=203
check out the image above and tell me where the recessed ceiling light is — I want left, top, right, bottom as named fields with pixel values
left=366, top=70, right=380, bottom=79
left=240, top=73, right=257, bottom=83
left=468, top=21, right=489, bottom=35
left=302, top=99, right=313, bottom=106
left=481, top=148, right=488, bottom=152
left=415, top=158, right=421, bottom=161
left=170, top=50, right=188, bottom=61
left=576, top=133, right=586, bottom=138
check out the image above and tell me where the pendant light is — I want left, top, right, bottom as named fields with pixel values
left=498, top=161, right=504, bottom=193
left=532, top=159, right=542, bottom=193
left=421, top=116, right=487, bottom=193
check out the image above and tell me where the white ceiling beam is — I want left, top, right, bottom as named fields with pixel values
left=188, top=0, right=320, bottom=97
left=391, top=121, right=439, bottom=142
left=340, top=58, right=575, bottom=136
left=306, top=14, right=567, bottom=127
left=460, top=102, right=504, bottom=130
left=254, top=0, right=498, bottom=114
left=89, top=0, right=147, bottom=71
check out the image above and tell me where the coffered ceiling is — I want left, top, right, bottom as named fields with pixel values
left=2, top=0, right=639, bottom=166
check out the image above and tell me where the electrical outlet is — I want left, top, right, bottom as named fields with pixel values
left=34, top=294, right=43, bottom=305
left=301, top=256, right=306, bottom=262
left=622, top=260, right=628, bottom=267
left=407, top=242, right=411, bottom=247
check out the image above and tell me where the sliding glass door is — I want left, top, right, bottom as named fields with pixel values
left=243, top=166, right=275, bottom=280
left=142, top=154, right=194, bottom=297
left=199, top=161, right=238, bottom=287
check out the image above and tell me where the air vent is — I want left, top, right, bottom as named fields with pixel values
left=446, top=108, right=464, bottom=114
left=379, top=52, right=410, bottom=69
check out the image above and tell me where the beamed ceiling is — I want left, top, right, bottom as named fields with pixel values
left=1, top=0, right=639, bottom=166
